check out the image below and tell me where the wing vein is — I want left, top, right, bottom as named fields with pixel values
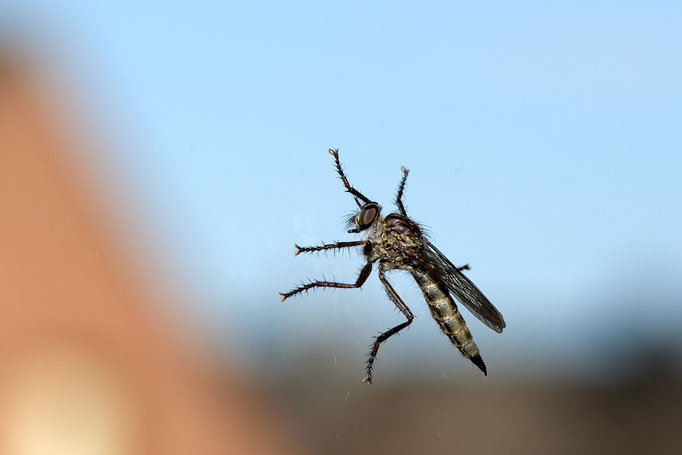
left=420, top=241, right=506, bottom=333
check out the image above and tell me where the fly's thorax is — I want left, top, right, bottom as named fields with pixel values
left=365, top=213, right=425, bottom=267
left=382, top=213, right=423, bottom=241
left=363, top=215, right=384, bottom=240
left=362, top=216, right=384, bottom=261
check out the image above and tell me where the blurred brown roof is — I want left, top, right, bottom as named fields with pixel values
left=0, top=51, right=299, bottom=455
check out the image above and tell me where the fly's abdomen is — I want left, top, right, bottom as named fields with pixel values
left=412, top=271, right=488, bottom=375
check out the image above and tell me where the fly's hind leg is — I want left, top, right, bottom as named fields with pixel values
left=364, top=267, right=414, bottom=384
left=279, top=262, right=372, bottom=301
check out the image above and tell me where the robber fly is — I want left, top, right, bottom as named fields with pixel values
left=279, top=149, right=505, bottom=383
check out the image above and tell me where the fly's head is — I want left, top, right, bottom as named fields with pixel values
left=348, top=201, right=382, bottom=234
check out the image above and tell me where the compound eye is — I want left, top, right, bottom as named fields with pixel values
left=357, top=203, right=378, bottom=229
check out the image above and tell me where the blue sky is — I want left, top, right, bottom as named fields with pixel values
left=4, top=1, right=681, bottom=381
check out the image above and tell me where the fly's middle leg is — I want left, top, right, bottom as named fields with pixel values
left=364, top=267, right=414, bottom=384
left=292, top=240, right=367, bottom=256
left=279, top=262, right=372, bottom=301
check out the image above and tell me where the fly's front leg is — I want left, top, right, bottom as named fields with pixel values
left=328, top=148, right=371, bottom=207
left=279, top=262, right=372, bottom=302
left=364, top=267, right=414, bottom=384
left=395, top=166, right=409, bottom=216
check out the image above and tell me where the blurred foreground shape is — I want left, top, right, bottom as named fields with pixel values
left=0, top=50, right=299, bottom=455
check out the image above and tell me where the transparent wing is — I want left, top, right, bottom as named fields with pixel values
left=422, top=241, right=506, bottom=333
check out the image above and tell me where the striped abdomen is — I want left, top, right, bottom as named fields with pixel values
left=412, top=270, right=488, bottom=375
